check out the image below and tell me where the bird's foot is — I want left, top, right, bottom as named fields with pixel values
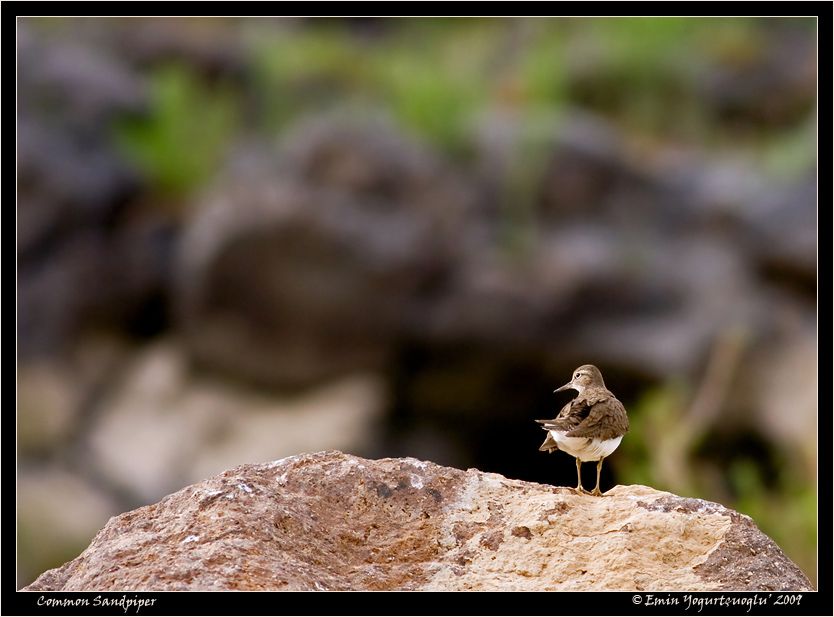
left=574, top=486, right=591, bottom=495
left=590, top=487, right=603, bottom=496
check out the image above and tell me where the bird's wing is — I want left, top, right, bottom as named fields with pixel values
left=565, top=396, right=629, bottom=440
left=536, top=399, right=590, bottom=432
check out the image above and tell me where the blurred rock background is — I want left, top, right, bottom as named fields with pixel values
left=17, top=17, right=817, bottom=588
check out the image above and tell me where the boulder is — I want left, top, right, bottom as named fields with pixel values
left=24, top=451, right=812, bottom=591
left=17, top=21, right=176, bottom=358
left=176, top=115, right=473, bottom=388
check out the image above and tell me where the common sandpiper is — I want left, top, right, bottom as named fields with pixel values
left=536, top=364, right=629, bottom=496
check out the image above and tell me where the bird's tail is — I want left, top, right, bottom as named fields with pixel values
left=539, top=432, right=559, bottom=452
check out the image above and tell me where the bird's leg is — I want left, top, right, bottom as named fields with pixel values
left=591, top=457, right=605, bottom=496
left=574, top=458, right=588, bottom=494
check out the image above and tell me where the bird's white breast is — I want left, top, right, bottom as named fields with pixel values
left=549, top=431, right=623, bottom=461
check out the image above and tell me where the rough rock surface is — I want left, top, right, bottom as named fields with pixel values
left=24, top=451, right=812, bottom=592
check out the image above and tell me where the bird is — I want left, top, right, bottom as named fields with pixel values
left=536, top=364, right=629, bottom=496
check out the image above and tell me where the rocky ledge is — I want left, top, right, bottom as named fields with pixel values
left=24, top=451, right=812, bottom=591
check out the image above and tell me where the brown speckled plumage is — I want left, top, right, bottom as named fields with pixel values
left=537, top=387, right=629, bottom=446
left=535, top=364, right=629, bottom=495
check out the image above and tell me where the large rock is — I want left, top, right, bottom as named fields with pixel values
left=24, top=451, right=812, bottom=591
left=177, top=115, right=473, bottom=388
left=17, top=21, right=176, bottom=358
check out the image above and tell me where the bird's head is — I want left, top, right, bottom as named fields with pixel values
left=554, top=364, right=604, bottom=394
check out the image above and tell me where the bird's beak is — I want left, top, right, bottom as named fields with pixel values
left=554, top=382, right=573, bottom=393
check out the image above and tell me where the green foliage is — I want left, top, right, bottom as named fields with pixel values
left=517, top=28, right=568, bottom=112
left=248, top=17, right=813, bottom=161
left=757, top=117, right=817, bottom=181
left=250, top=19, right=571, bottom=153
left=115, top=65, right=238, bottom=198
left=251, top=26, right=368, bottom=131
left=565, top=18, right=704, bottom=135
left=374, top=44, right=484, bottom=154
left=253, top=19, right=571, bottom=252
left=617, top=382, right=691, bottom=491
left=248, top=17, right=814, bottom=252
